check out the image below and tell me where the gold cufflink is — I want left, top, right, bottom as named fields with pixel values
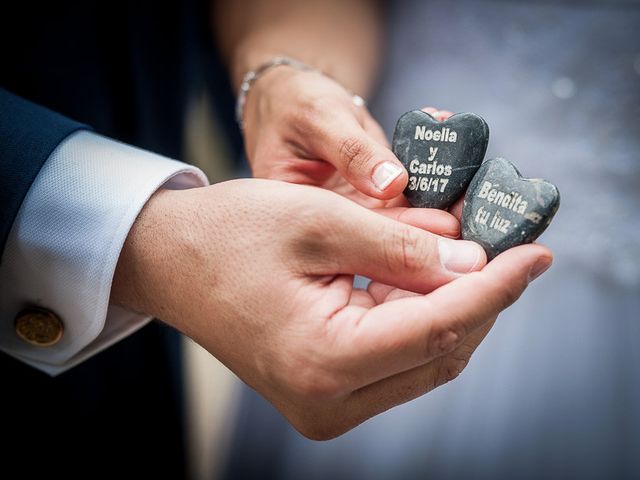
left=15, top=307, right=64, bottom=347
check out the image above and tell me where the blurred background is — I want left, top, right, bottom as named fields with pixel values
left=186, top=0, right=640, bottom=478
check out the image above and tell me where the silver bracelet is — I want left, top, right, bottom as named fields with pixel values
left=235, top=55, right=367, bottom=130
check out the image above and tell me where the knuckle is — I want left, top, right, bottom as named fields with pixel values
left=288, top=97, right=328, bottom=135
left=400, top=227, right=428, bottom=273
left=338, top=136, right=373, bottom=176
left=426, top=322, right=467, bottom=360
left=299, top=96, right=331, bottom=123
left=386, top=224, right=432, bottom=275
left=306, top=96, right=331, bottom=117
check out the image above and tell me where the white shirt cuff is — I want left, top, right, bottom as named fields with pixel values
left=0, top=130, right=208, bottom=375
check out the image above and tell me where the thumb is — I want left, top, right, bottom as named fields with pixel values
left=310, top=112, right=408, bottom=199
left=324, top=204, right=486, bottom=293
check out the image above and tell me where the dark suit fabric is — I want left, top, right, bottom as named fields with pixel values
left=0, top=92, right=87, bottom=258
left=0, top=1, right=239, bottom=477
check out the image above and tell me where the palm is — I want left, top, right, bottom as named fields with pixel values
left=300, top=271, right=494, bottom=410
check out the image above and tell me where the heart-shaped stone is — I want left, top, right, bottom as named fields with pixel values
left=392, top=110, right=489, bottom=209
left=462, top=157, right=560, bottom=259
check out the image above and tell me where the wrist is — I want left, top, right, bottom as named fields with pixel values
left=111, top=188, right=188, bottom=324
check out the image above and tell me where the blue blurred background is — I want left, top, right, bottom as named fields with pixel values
left=220, top=1, right=640, bottom=479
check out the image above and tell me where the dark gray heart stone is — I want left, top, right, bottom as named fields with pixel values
left=392, top=110, right=489, bottom=209
left=462, top=157, right=560, bottom=260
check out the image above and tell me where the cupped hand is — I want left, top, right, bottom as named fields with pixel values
left=112, top=179, right=551, bottom=439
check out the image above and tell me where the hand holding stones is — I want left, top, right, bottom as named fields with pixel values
left=392, top=110, right=559, bottom=259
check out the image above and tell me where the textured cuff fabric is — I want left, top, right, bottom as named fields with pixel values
left=0, top=89, right=88, bottom=256
left=0, top=131, right=208, bottom=375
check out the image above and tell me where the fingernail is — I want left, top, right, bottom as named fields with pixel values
left=528, top=257, right=552, bottom=283
left=372, top=162, right=403, bottom=190
left=438, top=238, right=483, bottom=274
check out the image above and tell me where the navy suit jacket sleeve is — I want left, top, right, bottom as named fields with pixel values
left=0, top=88, right=88, bottom=260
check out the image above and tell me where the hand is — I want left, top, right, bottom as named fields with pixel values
left=242, top=67, right=455, bottom=207
left=112, top=179, right=552, bottom=439
left=242, top=67, right=408, bottom=208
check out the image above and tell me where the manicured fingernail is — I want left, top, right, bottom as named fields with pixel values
left=372, top=162, right=403, bottom=190
left=438, top=238, right=483, bottom=274
left=528, top=257, right=552, bottom=282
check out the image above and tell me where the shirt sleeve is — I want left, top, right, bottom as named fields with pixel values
left=0, top=130, right=209, bottom=375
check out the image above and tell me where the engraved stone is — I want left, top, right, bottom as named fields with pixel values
left=462, top=157, right=560, bottom=259
left=392, top=110, right=489, bottom=209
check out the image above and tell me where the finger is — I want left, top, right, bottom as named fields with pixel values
left=258, top=156, right=337, bottom=185
left=362, top=113, right=391, bottom=148
left=421, top=106, right=453, bottom=122
left=434, top=110, right=454, bottom=121
left=421, top=106, right=439, bottom=116
left=374, top=195, right=411, bottom=208
left=368, top=281, right=419, bottom=304
left=305, top=108, right=408, bottom=200
left=449, top=195, right=464, bottom=222
left=325, top=203, right=486, bottom=294
left=367, top=281, right=421, bottom=304
left=340, top=318, right=495, bottom=432
left=251, top=134, right=341, bottom=186
left=367, top=281, right=396, bottom=304
left=330, top=243, right=551, bottom=389
left=350, top=289, right=377, bottom=309
left=372, top=207, right=460, bottom=238
left=331, top=275, right=377, bottom=309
